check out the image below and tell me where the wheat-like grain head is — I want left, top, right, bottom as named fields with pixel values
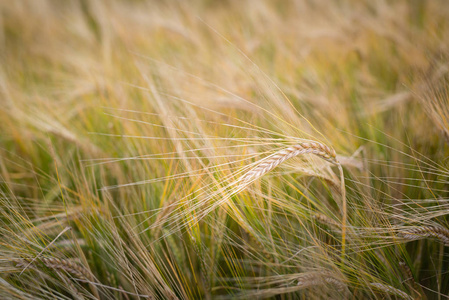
left=238, top=141, right=338, bottom=186
left=370, top=282, right=412, bottom=300
left=296, top=271, right=347, bottom=293
left=15, top=257, right=93, bottom=281
left=398, top=225, right=449, bottom=246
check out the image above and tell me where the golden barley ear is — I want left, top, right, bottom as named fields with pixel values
left=238, top=141, right=338, bottom=186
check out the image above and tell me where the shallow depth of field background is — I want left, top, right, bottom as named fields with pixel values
left=1, top=1, right=449, bottom=299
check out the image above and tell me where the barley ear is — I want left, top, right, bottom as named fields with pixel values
left=370, top=282, right=413, bottom=300
left=398, top=226, right=449, bottom=246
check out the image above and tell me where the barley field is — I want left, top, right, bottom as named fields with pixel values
left=1, top=1, right=449, bottom=299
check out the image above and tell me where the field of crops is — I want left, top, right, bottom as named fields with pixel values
left=1, top=1, right=449, bottom=299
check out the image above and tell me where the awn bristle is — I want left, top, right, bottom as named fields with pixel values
left=370, top=282, right=412, bottom=300
left=398, top=225, right=449, bottom=246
